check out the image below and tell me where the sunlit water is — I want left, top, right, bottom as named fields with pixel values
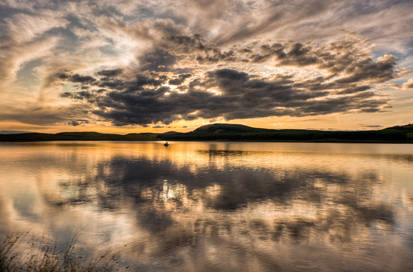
left=1, top=141, right=413, bottom=271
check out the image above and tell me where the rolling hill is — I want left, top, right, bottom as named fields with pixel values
left=0, top=123, right=412, bottom=143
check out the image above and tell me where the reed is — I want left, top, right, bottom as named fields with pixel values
left=0, top=234, right=123, bottom=272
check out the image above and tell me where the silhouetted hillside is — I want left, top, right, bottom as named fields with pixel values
left=0, top=123, right=412, bottom=143
left=194, top=123, right=271, bottom=133
left=159, top=123, right=413, bottom=142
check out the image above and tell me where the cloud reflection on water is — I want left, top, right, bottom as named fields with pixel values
left=0, top=142, right=412, bottom=271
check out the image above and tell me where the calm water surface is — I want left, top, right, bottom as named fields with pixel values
left=1, top=141, right=413, bottom=271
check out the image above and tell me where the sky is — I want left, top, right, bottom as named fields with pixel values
left=0, top=0, right=412, bottom=133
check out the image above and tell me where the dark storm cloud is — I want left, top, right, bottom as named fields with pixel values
left=51, top=14, right=399, bottom=127
left=68, top=119, right=89, bottom=126
left=61, top=64, right=390, bottom=126
left=0, top=0, right=412, bottom=128
left=98, top=73, right=166, bottom=93
left=70, top=74, right=96, bottom=84
left=238, top=41, right=399, bottom=84
left=168, top=73, right=191, bottom=85
left=191, top=40, right=399, bottom=91
left=56, top=72, right=96, bottom=85
left=138, top=48, right=177, bottom=72
left=96, top=68, right=123, bottom=78
left=61, top=90, right=95, bottom=101
left=337, top=86, right=371, bottom=94
left=334, top=55, right=397, bottom=84
left=60, top=72, right=168, bottom=96
left=274, top=43, right=318, bottom=66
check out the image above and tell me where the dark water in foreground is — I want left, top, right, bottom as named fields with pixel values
left=0, top=141, right=413, bottom=271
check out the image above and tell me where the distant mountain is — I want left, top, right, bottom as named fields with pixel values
left=384, top=124, right=413, bottom=130
left=159, top=123, right=413, bottom=142
left=0, top=123, right=412, bottom=143
left=193, top=123, right=269, bottom=133
left=159, top=123, right=316, bottom=140
left=0, top=130, right=29, bottom=134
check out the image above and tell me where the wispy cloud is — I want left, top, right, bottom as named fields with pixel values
left=0, top=0, right=412, bottom=129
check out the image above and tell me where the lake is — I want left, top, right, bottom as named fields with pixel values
left=0, top=141, right=413, bottom=271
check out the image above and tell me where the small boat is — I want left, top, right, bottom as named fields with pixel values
left=164, top=142, right=169, bottom=147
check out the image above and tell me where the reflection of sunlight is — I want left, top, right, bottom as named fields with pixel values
left=205, top=184, right=221, bottom=198
left=161, top=180, right=186, bottom=201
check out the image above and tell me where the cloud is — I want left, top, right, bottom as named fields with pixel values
left=214, top=0, right=334, bottom=45
left=91, top=154, right=395, bottom=227
left=0, top=105, right=88, bottom=126
left=58, top=38, right=395, bottom=126
left=0, top=0, right=412, bottom=128
left=360, top=124, right=383, bottom=129
left=234, top=39, right=399, bottom=84
left=402, top=78, right=413, bottom=89
left=168, top=73, right=191, bottom=85
left=96, top=68, right=123, bottom=78
left=59, top=68, right=390, bottom=126
left=65, top=73, right=97, bottom=84
left=69, top=119, right=90, bottom=126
